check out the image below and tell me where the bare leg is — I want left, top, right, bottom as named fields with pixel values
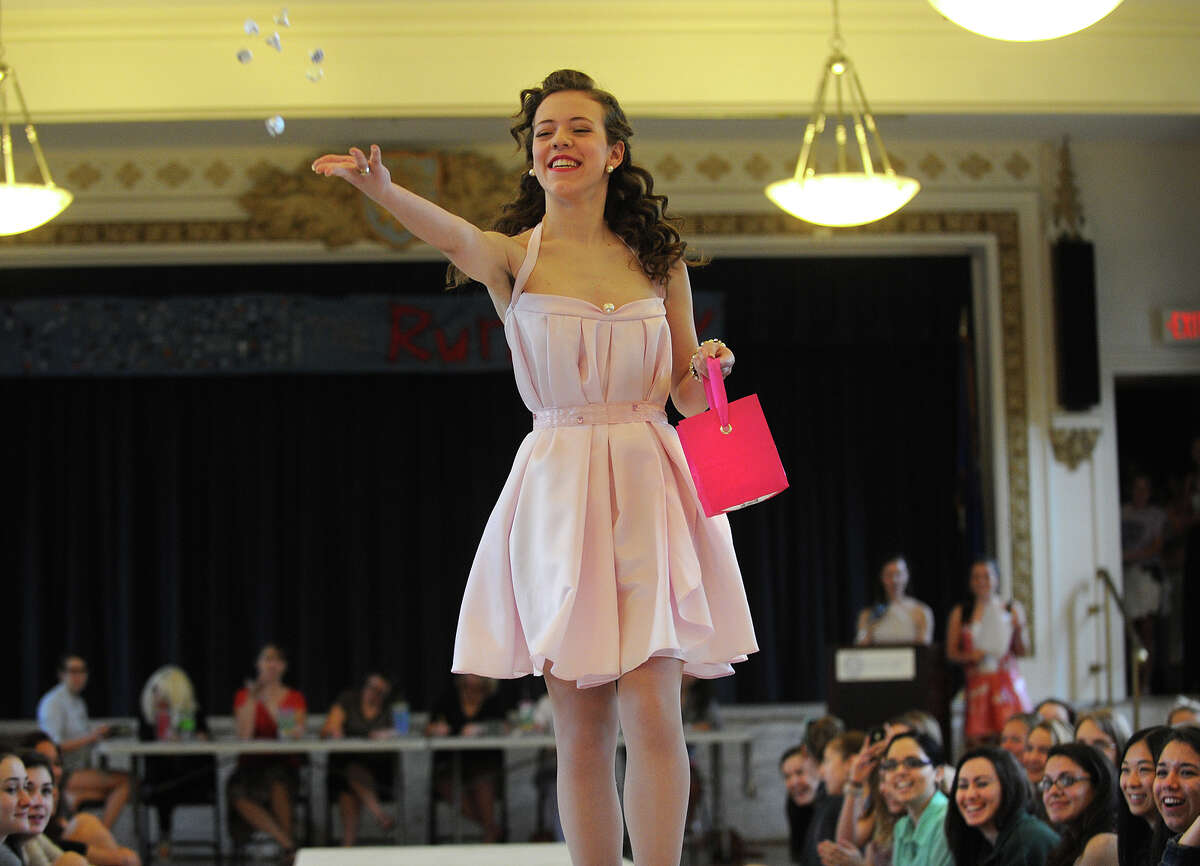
left=231, top=797, right=293, bottom=850
left=344, top=764, right=392, bottom=828
left=268, top=780, right=294, bottom=844
left=337, top=791, right=359, bottom=847
left=616, top=657, right=689, bottom=866
left=465, top=779, right=501, bottom=842
left=65, top=770, right=130, bottom=830
left=101, top=774, right=131, bottom=830
left=545, top=670, right=622, bottom=866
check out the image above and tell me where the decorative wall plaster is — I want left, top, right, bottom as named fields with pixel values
left=1004, top=152, right=1032, bottom=181
left=960, top=153, right=993, bottom=180
left=66, top=163, right=101, bottom=191
left=655, top=155, right=683, bottom=181
left=743, top=153, right=771, bottom=181
left=1050, top=428, right=1100, bottom=471
left=156, top=162, right=192, bottom=189
left=697, top=154, right=732, bottom=182
left=919, top=153, right=946, bottom=178
left=205, top=161, right=233, bottom=187
left=116, top=162, right=143, bottom=189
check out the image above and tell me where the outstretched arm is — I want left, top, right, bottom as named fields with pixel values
left=312, top=144, right=517, bottom=308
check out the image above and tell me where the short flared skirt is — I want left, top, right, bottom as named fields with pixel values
left=452, top=419, right=758, bottom=688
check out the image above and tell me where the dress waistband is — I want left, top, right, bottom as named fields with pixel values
left=532, top=401, right=668, bottom=430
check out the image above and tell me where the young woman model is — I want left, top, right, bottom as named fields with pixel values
left=1153, top=727, right=1200, bottom=865
left=1040, top=743, right=1118, bottom=866
left=0, top=749, right=32, bottom=866
left=1118, top=726, right=1172, bottom=866
left=946, top=746, right=1058, bottom=866
left=314, top=68, right=757, bottom=865
left=13, top=752, right=88, bottom=866
left=946, top=560, right=1030, bottom=747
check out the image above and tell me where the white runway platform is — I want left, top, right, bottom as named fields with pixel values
left=296, top=844, right=634, bottom=865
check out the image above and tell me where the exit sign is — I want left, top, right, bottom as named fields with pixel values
left=1163, top=308, right=1200, bottom=344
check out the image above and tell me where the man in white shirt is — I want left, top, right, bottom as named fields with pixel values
left=37, top=654, right=130, bottom=829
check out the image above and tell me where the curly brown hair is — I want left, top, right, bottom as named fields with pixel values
left=449, top=69, right=697, bottom=288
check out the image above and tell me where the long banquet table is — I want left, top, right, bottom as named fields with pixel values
left=99, top=728, right=753, bottom=857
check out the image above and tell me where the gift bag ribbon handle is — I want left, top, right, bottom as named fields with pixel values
left=703, top=356, right=733, bottom=435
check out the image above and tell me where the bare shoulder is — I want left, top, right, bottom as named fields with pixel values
left=1078, top=832, right=1117, bottom=864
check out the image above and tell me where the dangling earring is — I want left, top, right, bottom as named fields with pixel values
left=528, top=168, right=535, bottom=177
left=606, top=165, right=615, bottom=174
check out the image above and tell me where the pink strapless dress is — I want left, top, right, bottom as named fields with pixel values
left=452, top=223, right=758, bottom=688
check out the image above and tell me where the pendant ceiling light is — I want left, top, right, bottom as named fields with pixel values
left=928, top=0, right=1125, bottom=41
left=766, top=0, right=919, bottom=228
left=0, top=2, right=73, bottom=237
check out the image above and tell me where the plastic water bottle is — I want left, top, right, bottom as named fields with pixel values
left=391, top=700, right=410, bottom=735
left=176, top=708, right=196, bottom=740
left=277, top=707, right=295, bottom=739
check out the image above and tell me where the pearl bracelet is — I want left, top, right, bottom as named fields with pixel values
left=689, top=339, right=726, bottom=381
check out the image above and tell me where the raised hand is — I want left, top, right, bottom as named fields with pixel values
left=311, top=144, right=392, bottom=199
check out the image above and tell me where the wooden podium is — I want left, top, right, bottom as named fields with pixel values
left=826, top=644, right=950, bottom=747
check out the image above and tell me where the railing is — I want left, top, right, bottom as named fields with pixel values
left=1094, top=567, right=1148, bottom=728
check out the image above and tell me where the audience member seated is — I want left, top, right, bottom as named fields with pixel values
left=1167, top=698, right=1200, bottom=729
left=854, top=555, right=934, bottom=646
left=14, top=750, right=89, bottom=866
left=1075, top=709, right=1133, bottom=767
left=1036, top=698, right=1078, bottom=728
left=19, top=734, right=138, bottom=866
left=946, top=746, right=1058, bottom=866
left=680, top=675, right=720, bottom=837
left=1000, top=712, right=1038, bottom=765
left=36, top=655, right=130, bottom=830
left=320, top=672, right=396, bottom=846
left=801, top=731, right=865, bottom=866
left=780, top=745, right=821, bottom=864
left=136, top=666, right=215, bottom=860
left=883, top=731, right=952, bottom=866
left=1117, top=726, right=1172, bottom=866
left=1040, top=743, right=1117, bottom=866
left=1154, top=727, right=1200, bottom=865
left=426, top=674, right=508, bottom=843
left=819, top=729, right=903, bottom=866
left=946, top=561, right=1030, bottom=748
left=1024, top=718, right=1075, bottom=820
left=1, top=747, right=31, bottom=866
left=226, top=644, right=307, bottom=857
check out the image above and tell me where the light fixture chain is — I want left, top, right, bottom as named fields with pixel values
left=829, top=0, right=844, bottom=51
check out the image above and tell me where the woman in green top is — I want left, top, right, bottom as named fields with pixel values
left=886, top=731, right=953, bottom=866
left=946, top=746, right=1059, bottom=865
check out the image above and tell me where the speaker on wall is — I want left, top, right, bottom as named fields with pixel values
left=1052, top=239, right=1100, bottom=411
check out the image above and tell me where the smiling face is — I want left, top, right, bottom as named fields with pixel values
left=24, top=765, right=55, bottom=835
left=1042, top=755, right=1094, bottom=825
left=1076, top=719, right=1118, bottom=766
left=0, top=755, right=31, bottom=837
left=1000, top=718, right=1029, bottom=761
left=256, top=646, right=286, bottom=684
left=1120, top=739, right=1158, bottom=822
left=1023, top=727, right=1054, bottom=784
left=969, top=562, right=997, bottom=601
left=956, top=757, right=1003, bottom=836
left=880, top=559, right=909, bottom=602
left=781, top=752, right=819, bottom=807
left=884, top=737, right=938, bottom=814
left=1154, top=740, right=1200, bottom=833
left=530, top=90, right=624, bottom=196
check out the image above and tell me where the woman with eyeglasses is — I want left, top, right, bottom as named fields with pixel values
left=1025, top=718, right=1076, bottom=820
left=945, top=746, right=1058, bottom=866
left=1117, top=726, right=1172, bottom=866
left=881, top=731, right=952, bottom=866
left=1153, top=726, right=1200, bottom=865
left=1040, top=743, right=1117, bottom=866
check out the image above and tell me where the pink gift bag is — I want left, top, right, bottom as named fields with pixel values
left=677, top=357, right=789, bottom=517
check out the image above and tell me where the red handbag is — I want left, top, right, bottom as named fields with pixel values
left=677, top=357, right=789, bottom=517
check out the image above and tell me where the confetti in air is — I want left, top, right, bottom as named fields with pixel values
left=235, top=8, right=327, bottom=137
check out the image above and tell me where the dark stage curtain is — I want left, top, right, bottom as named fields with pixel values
left=4, top=254, right=977, bottom=717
